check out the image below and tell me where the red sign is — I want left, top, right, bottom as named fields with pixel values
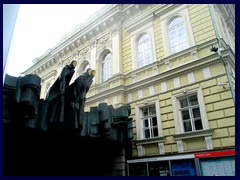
left=194, top=150, right=235, bottom=158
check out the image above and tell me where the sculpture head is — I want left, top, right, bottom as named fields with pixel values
left=70, top=60, right=77, bottom=68
left=87, top=68, right=92, bottom=76
left=91, top=70, right=96, bottom=77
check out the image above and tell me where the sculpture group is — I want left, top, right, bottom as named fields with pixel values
left=3, top=60, right=133, bottom=175
left=40, top=60, right=96, bottom=133
left=3, top=60, right=133, bottom=142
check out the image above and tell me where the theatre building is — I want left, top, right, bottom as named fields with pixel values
left=23, top=4, right=235, bottom=176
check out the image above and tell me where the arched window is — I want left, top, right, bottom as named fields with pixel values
left=168, top=17, right=189, bottom=54
left=77, top=60, right=90, bottom=77
left=102, top=52, right=111, bottom=82
left=137, top=34, right=152, bottom=68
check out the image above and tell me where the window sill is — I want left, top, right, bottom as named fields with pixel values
left=135, top=136, right=164, bottom=146
left=173, top=129, right=214, bottom=141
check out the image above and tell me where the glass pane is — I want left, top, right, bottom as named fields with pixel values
left=178, top=26, right=185, bottom=34
left=138, top=53, right=144, bottom=61
left=169, top=17, right=182, bottom=28
left=144, top=119, right=149, bottom=127
left=152, top=117, right=157, bottom=126
left=182, top=42, right=189, bottom=50
left=170, top=38, right=178, bottom=46
left=194, top=119, right=203, bottom=130
left=181, top=110, right=190, bottom=120
left=169, top=29, right=177, bottom=38
left=153, top=127, right=158, bottom=137
left=169, top=21, right=175, bottom=28
left=138, top=45, right=144, bottom=53
left=129, top=163, right=147, bottom=176
left=144, top=42, right=151, bottom=50
left=145, top=129, right=150, bottom=138
left=180, top=34, right=187, bottom=42
left=175, top=17, right=183, bottom=24
left=192, top=108, right=200, bottom=118
left=148, top=161, right=170, bottom=176
left=142, top=108, right=148, bottom=117
left=146, top=57, right=152, bottom=65
left=190, top=95, right=198, bottom=106
left=149, top=106, right=156, bottom=115
left=180, top=98, right=188, bottom=108
left=183, top=121, right=192, bottom=132
left=173, top=46, right=180, bottom=53
left=146, top=50, right=151, bottom=59
left=139, top=62, right=144, bottom=68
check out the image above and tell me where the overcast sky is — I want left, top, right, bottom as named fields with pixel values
left=6, top=4, right=106, bottom=77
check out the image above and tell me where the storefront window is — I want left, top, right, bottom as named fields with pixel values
left=129, top=162, right=147, bottom=176
left=148, top=161, right=170, bottom=176
left=171, top=159, right=197, bottom=176
left=199, top=156, right=235, bottom=176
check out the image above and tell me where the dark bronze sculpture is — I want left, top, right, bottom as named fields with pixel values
left=42, top=60, right=77, bottom=130
left=3, top=64, right=133, bottom=175
left=66, top=68, right=95, bottom=132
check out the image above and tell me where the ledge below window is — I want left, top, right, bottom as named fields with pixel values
left=173, top=129, right=214, bottom=141
left=135, top=136, right=164, bottom=146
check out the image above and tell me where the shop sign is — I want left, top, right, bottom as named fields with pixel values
left=194, top=150, right=235, bottom=158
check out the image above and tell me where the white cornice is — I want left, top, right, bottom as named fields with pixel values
left=41, top=70, right=57, bottom=82
left=23, top=4, right=158, bottom=75
left=124, top=56, right=222, bottom=93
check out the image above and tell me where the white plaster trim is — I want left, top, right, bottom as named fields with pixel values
left=203, top=67, right=211, bottom=79
left=188, top=72, right=195, bottom=84
left=161, top=82, right=167, bottom=92
left=174, top=77, right=180, bottom=88
left=138, top=89, right=143, bottom=99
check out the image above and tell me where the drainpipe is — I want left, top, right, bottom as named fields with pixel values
left=208, top=4, right=235, bottom=105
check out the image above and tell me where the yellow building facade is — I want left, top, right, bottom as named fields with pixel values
left=23, top=4, right=235, bottom=176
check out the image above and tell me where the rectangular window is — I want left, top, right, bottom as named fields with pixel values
left=140, top=105, right=158, bottom=139
left=178, top=94, right=203, bottom=132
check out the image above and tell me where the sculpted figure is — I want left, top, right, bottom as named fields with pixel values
left=43, top=60, right=77, bottom=130
left=66, top=68, right=95, bottom=131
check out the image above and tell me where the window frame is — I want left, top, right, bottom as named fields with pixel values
left=160, top=5, right=195, bottom=57
left=135, top=97, right=163, bottom=140
left=168, top=16, right=189, bottom=54
left=130, top=22, right=157, bottom=70
left=101, top=52, right=112, bottom=82
left=172, top=87, right=209, bottom=134
left=137, top=33, right=153, bottom=68
left=140, top=105, right=158, bottom=139
left=178, top=94, right=203, bottom=132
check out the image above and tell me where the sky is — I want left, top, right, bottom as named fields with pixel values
left=6, top=4, right=106, bottom=77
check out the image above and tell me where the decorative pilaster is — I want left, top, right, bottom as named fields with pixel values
left=111, top=25, right=122, bottom=75
left=90, top=41, right=97, bottom=83
left=191, top=51, right=198, bottom=60
left=176, top=140, right=184, bottom=153
left=165, top=61, right=170, bottom=70
left=158, top=142, right=165, bottom=155
left=205, top=136, right=213, bottom=150
left=137, top=145, right=143, bottom=157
